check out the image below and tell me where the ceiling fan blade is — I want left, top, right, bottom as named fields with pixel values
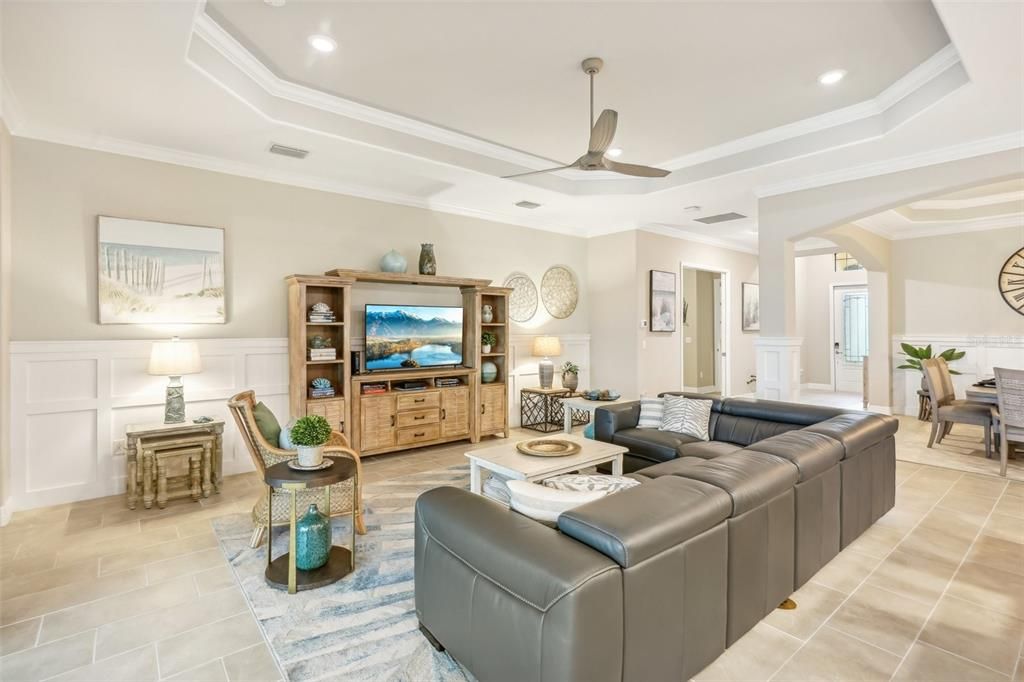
left=501, top=163, right=577, bottom=179
left=602, top=158, right=670, bottom=178
left=588, top=109, right=618, bottom=154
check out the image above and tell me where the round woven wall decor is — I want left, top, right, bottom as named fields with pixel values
left=504, top=272, right=539, bottom=323
left=541, top=265, right=579, bottom=319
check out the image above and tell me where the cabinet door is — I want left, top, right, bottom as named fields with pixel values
left=440, top=387, right=470, bottom=437
left=479, top=385, right=506, bottom=434
left=360, top=395, right=396, bottom=451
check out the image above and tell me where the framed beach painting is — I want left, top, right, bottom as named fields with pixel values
left=649, top=270, right=677, bottom=332
left=98, top=216, right=225, bottom=324
left=742, top=282, right=760, bottom=332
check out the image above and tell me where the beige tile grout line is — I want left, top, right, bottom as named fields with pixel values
left=765, top=465, right=964, bottom=681
left=888, top=475, right=1012, bottom=680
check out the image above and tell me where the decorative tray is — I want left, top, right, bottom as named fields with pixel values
left=515, top=439, right=582, bottom=457
left=287, top=458, right=335, bottom=472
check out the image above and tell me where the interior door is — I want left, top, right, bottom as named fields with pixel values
left=441, top=386, right=470, bottom=437
left=833, top=286, right=869, bottom=393
left=713, top=277, right=723, bottom=393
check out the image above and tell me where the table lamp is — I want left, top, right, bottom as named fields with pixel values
left=148, top=337, right=201, bottom=423
left=532, top=336, right=562, bottom=389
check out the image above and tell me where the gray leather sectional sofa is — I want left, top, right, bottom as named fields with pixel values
left=414, top=395, right=898, bottom=682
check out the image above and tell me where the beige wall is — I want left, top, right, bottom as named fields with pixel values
left=0, top=119, right=11, bottom=515
left=587, top=230, right=639, bottom=394
left=636, top=231, right=759, bottom=397
left=891, top=224, right=1024, bottom=335
left=682, top=268, right=719, bottom=390
left=795, top=254, right=868, bottom=386
left=11, top=138, right=591, bottom=341
left=682, top=268, right=699, bottom=387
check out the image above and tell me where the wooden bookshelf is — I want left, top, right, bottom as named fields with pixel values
left=463, top=286, right=511, bottom=438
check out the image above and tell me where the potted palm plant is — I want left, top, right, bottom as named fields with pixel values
left=481, top=331, right=497, bottom=354
left=289, top=414, right=333, bottom=467
left=897, top=343, right=966, bottom=390
left=561, top=361, right=580, bottom=392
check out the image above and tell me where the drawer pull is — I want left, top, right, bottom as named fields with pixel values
left=414, top=431, right=425, bottom=437
left=415, top=398, right=426, bottom=403
left=441, top=408, right=447, bottom=420
left=481, top=404, right=486, bottom=414
left=390, top=415, right=396, bottom=427
left=414, top=415, right=425, bottom=420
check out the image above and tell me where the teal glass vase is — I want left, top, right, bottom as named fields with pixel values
left=295, top=503, right=331, bottom=571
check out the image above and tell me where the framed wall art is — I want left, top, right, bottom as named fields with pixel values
left=742, top=282, right=760, bottom=332
left=650, top=270, right=677, bottom=332
left=98, top=216, right=226, bottom=324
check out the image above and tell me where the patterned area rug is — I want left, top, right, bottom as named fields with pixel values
left=211, top=465, right=473, bottom=682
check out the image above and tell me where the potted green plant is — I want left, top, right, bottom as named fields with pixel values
left=561, top=361, right=580, bottom=392
left=897, top=343, right=966, bottom=390
left=481, top=331, right=498, bottom=354
left=289, top=414, right=333, bottom=467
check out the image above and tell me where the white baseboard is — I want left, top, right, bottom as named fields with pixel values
left=802, top=383, right=834, bottom=391
left=0, top=500, right=12, bottom=526
left=867, top=404, right=893, bottom=415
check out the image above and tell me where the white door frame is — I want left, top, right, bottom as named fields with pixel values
left=679, top=262, right=731, bottom=397
left=828, top=283, right=868, bottom=393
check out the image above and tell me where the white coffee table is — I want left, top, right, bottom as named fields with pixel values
left=465, top=434, right=627, bottom=495
left=561, top=396, right=634, bottom=434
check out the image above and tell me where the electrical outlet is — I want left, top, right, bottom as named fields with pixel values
left=112, top=439, right=126, bottom=457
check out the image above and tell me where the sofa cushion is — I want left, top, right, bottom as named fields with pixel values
left=671, top=451, right=799, bottom=517
left=612, top=428, right=699, bottom=463
left=660, top=395, right=713, bottom=441
left=634, top=457, right=707, bottom=478
left=712, top=414, right=803, bottom=446
left=252, top=401, right=282, bottom=445
left=558, top=476, right=731, bottom=567
left=744, top=431, right=844, bottom=481
left=803, top=413, right=899, bottom=460
left=637, top=397, right=665, bottom=429
left=677, top=441, right=743, bottom=459
left=719, top=398, right=844, bottom=426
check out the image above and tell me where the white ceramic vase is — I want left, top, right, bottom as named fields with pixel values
left=482, top=344, right=492, bottom=354
left=296, top=445, right=324, bottom=467
left=482, top=305, right=494, bottom=323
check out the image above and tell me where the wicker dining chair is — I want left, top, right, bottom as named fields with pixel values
left=921, top=358, right=994, bottom=458
left=228, top=390, right=366, bottom=548
left=994, top=367, right=1024, bottom=477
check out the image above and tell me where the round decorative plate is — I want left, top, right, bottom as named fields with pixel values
left=515, top=438, right=583, bottom=457
left=504, top=272, right=539, bottom=323
left=541, top=265, right=579, bottom=319
left=287, top=458, right=335, bottom=472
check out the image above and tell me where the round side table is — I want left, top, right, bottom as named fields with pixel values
left=263, top=456, right=358, bottom=594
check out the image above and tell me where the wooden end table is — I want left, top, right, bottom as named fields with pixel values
left=126, top=420, right=224, bottom=510
left=263, top=456, right=358, bottom=595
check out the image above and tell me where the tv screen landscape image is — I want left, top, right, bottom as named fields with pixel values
left=364, top=304, right=464, bottom=371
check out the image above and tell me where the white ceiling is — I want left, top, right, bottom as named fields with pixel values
left=2, top=0, right=1022, bottom=253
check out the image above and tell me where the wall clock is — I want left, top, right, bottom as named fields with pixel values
left=999, top=246, right=1024, bottom=316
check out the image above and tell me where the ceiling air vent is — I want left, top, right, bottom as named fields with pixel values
left=694, top=212, right=747, bottom=224
left=515, top=200, right=542, bottom=209
left=268, top=143, right=309, bottom=159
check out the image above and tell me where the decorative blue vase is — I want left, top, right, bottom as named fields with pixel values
left=379, top=250, right=408, bottom=273
left=481, top=361, right=498, bottom=384
left=295, top=503, right=331, bottom=571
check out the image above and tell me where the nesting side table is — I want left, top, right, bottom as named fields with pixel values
left=126, top=420, right=224, bottom=510
left=263, top=456, right=358, bottom=594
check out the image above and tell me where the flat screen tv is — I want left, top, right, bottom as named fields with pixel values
left=364, top=304, right=464, bottom=371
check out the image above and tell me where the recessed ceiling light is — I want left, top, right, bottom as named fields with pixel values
left=308, top=34, right=337, bottom=53
left=818, top=69, right=847, bottom=86
left=606, top=148, right=623, bottom=158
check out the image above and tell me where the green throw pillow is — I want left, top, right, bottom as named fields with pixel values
left=252, top=401, right=281, bottom=445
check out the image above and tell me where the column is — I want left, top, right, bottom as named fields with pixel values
left=866, top=270, right=892, bottom=414
left=756, top=233, right=802, bottom=401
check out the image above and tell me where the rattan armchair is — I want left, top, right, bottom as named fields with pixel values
left=228, top=390, right=366, bottom=548
left=994, top=367, right=1024, bottom=477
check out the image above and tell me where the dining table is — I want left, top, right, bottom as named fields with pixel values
left=965, top=385, right=997, bottom=405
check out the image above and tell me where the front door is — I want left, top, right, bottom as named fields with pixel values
left=833, top=286, right=869, bottom=393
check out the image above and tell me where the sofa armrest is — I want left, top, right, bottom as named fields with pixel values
left=558, top=476, right=731, bottom=567
left=415, top=487, right=619, bottom=610
left=594, top=401, right=641, bottom=442
left=804, top=413, right=899, bottom=460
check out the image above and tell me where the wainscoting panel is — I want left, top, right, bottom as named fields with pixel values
left=891, top=335, right=1024, bottom=415
left=9, top=338, right=288, bottom=512
left=507, top=334, right=591, bottom=428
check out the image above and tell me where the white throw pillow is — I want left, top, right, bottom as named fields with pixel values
left=660, top=395, right=713, bottom=441
left=543, top=474, right=641, bottom=495
left=507, top=480, right=606, bottom=524
left=637, top=397, right=664, bottom=429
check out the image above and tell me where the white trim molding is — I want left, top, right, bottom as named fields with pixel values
left=755, top=337, right=803, bottom=401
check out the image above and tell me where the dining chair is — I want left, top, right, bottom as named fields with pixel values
left=994, top=367, right=1024, bottom=477
left=228, top=390, right=367, bottom=548
left=921, top=358, right=994, bottom=458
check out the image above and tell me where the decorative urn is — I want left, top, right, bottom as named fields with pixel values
left=379, top=250, right=408, bottom=273
left=295, top=503, right=331, bottom=570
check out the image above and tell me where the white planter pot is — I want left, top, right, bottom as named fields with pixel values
left=296, top=445, right=324, bottom=467
left=482, top=344, right=492, bottom=354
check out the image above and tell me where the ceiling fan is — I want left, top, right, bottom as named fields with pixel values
left=503, top=57, right=670, bottom=180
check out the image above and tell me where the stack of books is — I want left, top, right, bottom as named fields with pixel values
left=362, top=383, right=388, bottom=395
left=308, top=348, right=337, bottom=361
left=435, top=377, right=462, bottom=388
left=308, top=309, right=337, bottom=323
left=309, top=387, right=336, bottom=399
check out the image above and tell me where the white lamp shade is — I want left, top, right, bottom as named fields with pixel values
left=148, top=339, right=201, bottom=376
left=531, top=336, right=562, bottom=358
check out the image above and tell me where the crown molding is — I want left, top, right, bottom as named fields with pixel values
left=754, top=131, right=1024, bottom=198
left=854, top=211, right=1023, bottom=240
left=13, top=122, right=590, bottom=239
left=911, top=189, right=1024, bottom=210
left=637, top=223, right=759, bottom=255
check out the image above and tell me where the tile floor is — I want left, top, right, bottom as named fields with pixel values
left=1, top=427, right=1021, bottom=682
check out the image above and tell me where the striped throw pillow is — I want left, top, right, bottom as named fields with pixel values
left=659, top=395, right=713, bottom=441
left=637, top=397, right=664, bottom=429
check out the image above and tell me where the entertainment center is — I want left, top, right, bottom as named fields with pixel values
left=287, top=269, right=511, bottom=458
